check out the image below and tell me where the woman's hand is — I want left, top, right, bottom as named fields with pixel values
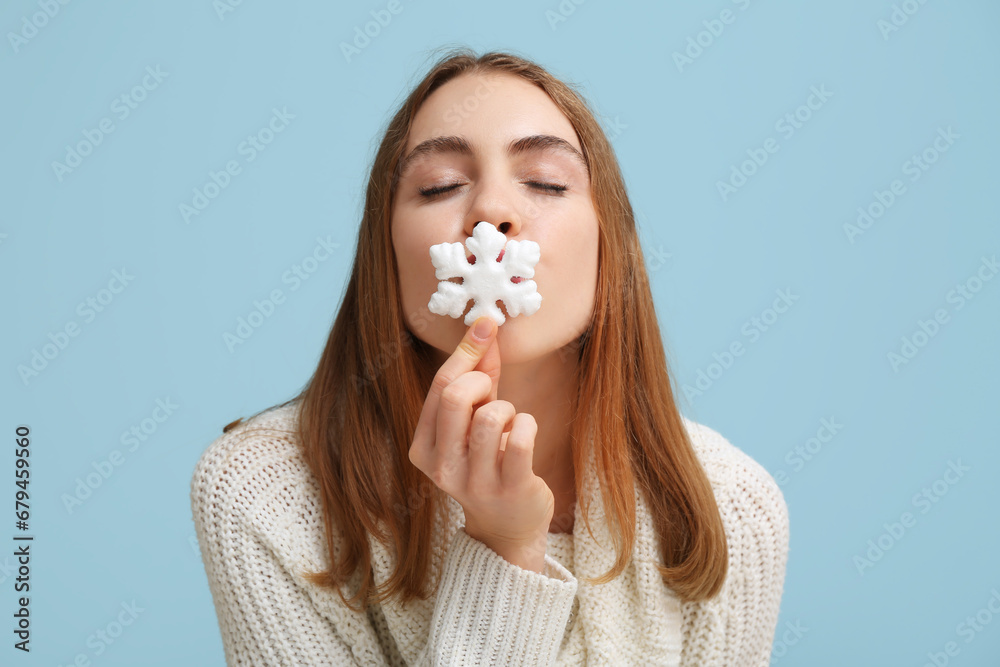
left=408, top=316, right=554, bottom=573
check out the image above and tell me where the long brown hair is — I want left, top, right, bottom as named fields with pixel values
left=223, top=46, right=727, bottom=614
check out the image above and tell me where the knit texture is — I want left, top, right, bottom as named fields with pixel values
left=190, top=401, right=789, bottom=666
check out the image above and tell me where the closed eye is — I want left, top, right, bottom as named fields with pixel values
left=529, top=181, right=569, bottom=194
left=418, top=181, right=569, bottom=198
left=417, top=183, right=461, bottom=198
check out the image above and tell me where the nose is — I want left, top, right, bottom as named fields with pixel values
left=464, top=219, right=513, bottom=237
left=463, top=216, right=518, bottom=242
left=461, top=170, right=526, bottom=246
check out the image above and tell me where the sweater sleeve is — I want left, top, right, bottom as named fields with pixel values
left=724, top=457, right=789, bottom=666
left=415, top=527, right=578, bottom=666
left=680, top=422, right=791, bottom=667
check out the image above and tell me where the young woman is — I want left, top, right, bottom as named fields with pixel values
left=190, top=47, right=790, bottom=666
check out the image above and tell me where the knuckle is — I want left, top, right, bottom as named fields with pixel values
left=457, top=339, right=480, bottom=360
left=431, top=372, right=452, bottom=397
left=473, top=409, right=504, bottom=432
left=439, top=382, right=467, bottom=411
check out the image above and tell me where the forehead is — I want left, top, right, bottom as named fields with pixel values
left=405, top=72, right=582, bottom=156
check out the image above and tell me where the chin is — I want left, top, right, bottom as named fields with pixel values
left=497, top=318, right=560, bottom=364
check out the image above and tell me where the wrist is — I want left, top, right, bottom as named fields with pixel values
left=466, top=529, right=547, bottom=574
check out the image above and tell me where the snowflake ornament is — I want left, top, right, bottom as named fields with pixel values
left=427, top=221, right=542, bottom=326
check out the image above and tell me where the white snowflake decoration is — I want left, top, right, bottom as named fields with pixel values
left=427, top=221, right=542, bottom=326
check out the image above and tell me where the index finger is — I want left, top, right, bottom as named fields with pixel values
left=412, top=316, right=499, bottom=445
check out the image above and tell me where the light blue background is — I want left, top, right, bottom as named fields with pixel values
left=3, top=1, right=998, bottom=665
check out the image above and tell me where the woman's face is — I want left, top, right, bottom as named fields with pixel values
left=391, top=72, right=599, bottom=367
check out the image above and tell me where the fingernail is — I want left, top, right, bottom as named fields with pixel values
left=473, top=317, right=493, bottom=340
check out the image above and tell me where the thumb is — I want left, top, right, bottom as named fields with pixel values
left=467, top=317, right=501, bottom=402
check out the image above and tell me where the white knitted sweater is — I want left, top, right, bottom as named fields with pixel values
left=190, top=401, right=789, bottom=666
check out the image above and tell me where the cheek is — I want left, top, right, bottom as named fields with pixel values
left=400, top=251, right=427, bottom=292
left=546, top=230, right=597, bottom=303
left=541, top=228, right=595, bottom=276
left=398, top=243, right=441, bottom=314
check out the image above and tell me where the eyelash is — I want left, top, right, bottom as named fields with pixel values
left=418, top=181, right=569, bottom=199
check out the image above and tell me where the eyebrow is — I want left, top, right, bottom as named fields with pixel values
left=397, top=133, right=589, bottom=179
